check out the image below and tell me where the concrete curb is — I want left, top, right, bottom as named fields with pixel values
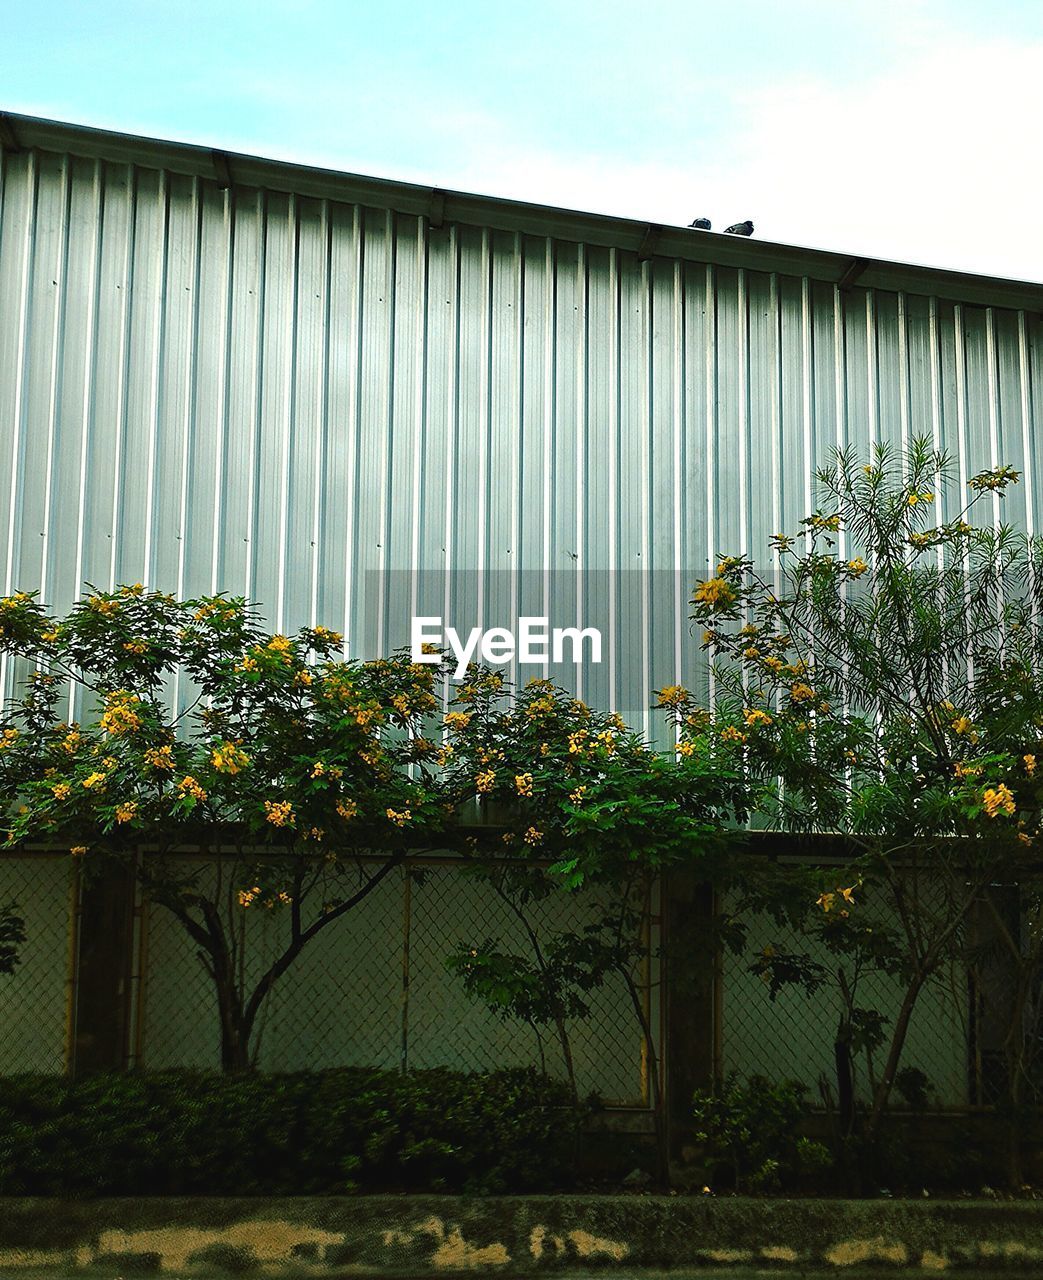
left=0, top=1196, right=1041, bottom=1274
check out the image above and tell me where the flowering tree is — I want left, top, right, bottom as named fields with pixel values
left=677, top=439, right=1043, bottom=1170
left=0, top=587, right=472, bottom=1070
left=439, top=671, right=746, bottom=1180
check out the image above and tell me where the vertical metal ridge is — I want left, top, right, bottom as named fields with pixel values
left=141, top=169, right=170, bottom=590
left=606, top=245, right=618, bottom=710
left=671, top=260, right=684, bottom=693
left=896, top=291, right=911, bottom=456
left=407, top=215, right=428, bottom=627
left=475, top=226, right=491, bottom=632
left=984, top=307, right=1001, bottom=527
left=800, top=277, right=813, bottom=520
left=832, top=285, right=847, bottom=456
left=375, top=206, right=397, bottom=655
left=340, top=203, right=363, bottom=656
left=639, top=258, right=653, bottom=741
left=438, top=224, right=460, bottom=665
left=576, top=241, right=589, bottom=701
left=174, top=176, right=203, bottom=607
left=865, top=289, right=879, bottom=453
left=509, top=231, right=524, bottom=688
left=274, top=193, right=299, bottom=634
left=108, top=165, right=138, bottom=591
left=209, top=185, right=235, bottom=597
left=769, top=274, right=782, bottom=584
left=38, top=155, right=71, bottom=606
left=244, top=189, right=268, bottom=607
left=0, top=150, right=37, bottom=702
left=307, top=199, right=332, bottom=629
left=1017, top=313, right=1035, bottom=538
left=953, top=304, right=970, bottom=496
left=540, top=237, right=555, bottom=658
left=72, top=160, right=104, bottom=602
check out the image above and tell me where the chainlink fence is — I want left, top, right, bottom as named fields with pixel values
left=2, top=848, right=1039, bottom=1119
left=0, top=853, right=74, bottom=1074
left=133, top=856, right=659, bottom=1106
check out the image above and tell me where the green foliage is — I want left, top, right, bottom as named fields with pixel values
left=441, top=671, right=745, bottom=885
left=0, top=1067, right=579, bottom=1195
left=682, top=440, right=1043, bottom=1139
left=0, top=903, right=24, bottom=977
left=691, top=1074, right=831, bottom=1192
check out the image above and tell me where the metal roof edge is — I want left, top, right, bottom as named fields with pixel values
left=3, top=109, right=1043, bottom=314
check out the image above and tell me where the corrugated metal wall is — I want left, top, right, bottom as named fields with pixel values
left=1, top=147, right=1041, bottom=734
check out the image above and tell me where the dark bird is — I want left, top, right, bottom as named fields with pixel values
left=724, top=220, right=754, bottom=236
left=688, top=216, right=711, bottom=230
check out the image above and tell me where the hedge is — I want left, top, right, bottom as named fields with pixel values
left=0, top=1067, right=579, bottom=1195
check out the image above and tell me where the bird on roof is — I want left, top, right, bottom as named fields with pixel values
left=688, top=217, right=711, bottom=230
left=724, top=220, right=754, bottom=236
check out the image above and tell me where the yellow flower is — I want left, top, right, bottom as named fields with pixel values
left=568, top=730, right=589, bottom=755
left=82, top=772, right=107, bottom=791
left=100, top=691, right=142, bottom=736
left=144, top=744, right=174, bottom=771
left=676, top=741, right=695, bottom=757
left=386, top=807, right=411, bottom=826
left=70, top=845, right=88, bottom=857
left=115, top=802, right=138, bottom=824
left=391, top=693, right=410, bottom=716
left=211, top=741, right=250, bottom=774
left=444, top=711, right=472, bottom=731
left=982, top=784, right=1015, bottom=819
left=1024, top=754, right=1037, bottom=777
left=817, top=891, right=836, bottom=913
left=744, top=709, right=773, bottom=728
left=847, top=557, right=868, bottom=577
left=523, top=826, right=543, bottom=846
left=693, top=577, right=736, bottom=610
left=267, top=634, right=292, bottom=655
left=719, top=725, right=746, bottom=744
left=264, top=799, right=294, bottom=827
left=238, top=885, right=261, bottom=908
left=87, top=595, right=120, bottom=615
left=311, top=625, right=342, bottom=646
left=51, top=782, right=71, bottom=800
left=951, top=716, right=973, bottom=737
left=476, top=769, right=496, bottom=794
left=336, top=799, right=358, bottom=821
left=569, top=785, right=587, bottom=804
left=122, top=640, right=148, bottom=655
left=177, top=775, right=207, bottom=803
left=656, top=685, right=688, bottom=708
left=515, top=772, right=534, bottom=798
left=0, top=727, right=20, bottom=749
left=790, top=683, right=815, bottom=703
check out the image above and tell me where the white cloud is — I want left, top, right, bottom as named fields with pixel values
left=375, top=33, right=1043, bottom=283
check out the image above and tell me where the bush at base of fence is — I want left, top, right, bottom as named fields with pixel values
left=0, top=1066, right=579, bottom=1195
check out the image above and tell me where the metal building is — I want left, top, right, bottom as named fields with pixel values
left=2, top=113, right=1042, bottom=740
left=1, top=113, right=1040, bottom=1100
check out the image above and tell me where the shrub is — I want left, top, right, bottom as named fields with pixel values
left=692, top=1074, right=831, bottom=1192
left=0, top=1067, right=579, bottom=1195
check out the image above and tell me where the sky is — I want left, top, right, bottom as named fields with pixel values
left=3, top=0, right=1043, bottom=282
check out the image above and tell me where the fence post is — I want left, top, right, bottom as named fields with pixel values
left=663, top=870, right=717, bottom=1156
left=69, top=857, right=137, bottom=1074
